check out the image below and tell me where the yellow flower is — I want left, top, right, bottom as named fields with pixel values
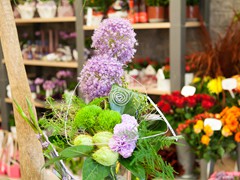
left=207, top=76, right=225, bottom=95
left=204, top=125, right=213, bottom=137
left=201, top=135, right=210, bottom=145
left=194, top=124, right=202, bottom=134
left=196, top=120, right=204, bottom=129
left=221, top=125, right=233, bottom=137
left=203, top=76, right=211, bottom=82
left=192, top=77, right=201, bottom=83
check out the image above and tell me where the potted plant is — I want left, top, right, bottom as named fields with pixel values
left=146, top=0, right=168, bottom=22
left=186, top=0, right=199, bottom=21
left=36, top=0, right=57, bottom=18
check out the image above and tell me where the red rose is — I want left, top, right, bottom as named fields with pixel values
left=172, top=91, right=181, bottom=97
left=161, top=94, right=172, bottom=102
left=174, top=97, right=185, bottom=108
left=157, top=100, right=171, bottom=113
left=201, top=100, right=214, bottom=110
left=186, top=96, right=197, bottom=108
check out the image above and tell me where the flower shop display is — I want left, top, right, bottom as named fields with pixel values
left=33, top=70, right=75, bottom=101
left=57, top=0, right=74, bottom=17
left=157, top=91, right=215, bottom=130
left=15, top=18, right=178, bottom=180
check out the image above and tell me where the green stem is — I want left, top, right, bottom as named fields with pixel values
left=110, top=166, right=117, bottom=180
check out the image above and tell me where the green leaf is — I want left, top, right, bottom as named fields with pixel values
left=217, top=147, right=225, bottom=158
left=26, top=98, right=41, bottom=132
left=13, top=99, right=37, bottom=132
left=60, top=145, right=93, bottom=158
left=42, top=156, right=64, bottom=169
left=184, top=113, right=192, bottom=119
left=119, top=157, right=145, bottom=180
left=82, top=157, right=110, bottom=180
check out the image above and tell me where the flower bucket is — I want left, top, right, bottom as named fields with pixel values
left=199, top=159, right=214, bottom=180
left=147, top=6, right=165, bottom=23
left=176, top=138, right=195, bottom=179
left=237, top=143, right=240, bottom=171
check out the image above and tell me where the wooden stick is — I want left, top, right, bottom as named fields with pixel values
left=0, top=0, right=48, bottom=179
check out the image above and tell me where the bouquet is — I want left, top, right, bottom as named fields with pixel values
left=176, top=112, right=236, bottom=161
left=15, top=18, right=178, bottom=180
left=157, top=91, right=215, bottom=129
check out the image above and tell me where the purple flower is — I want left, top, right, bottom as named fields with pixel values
left=56, top=70, right=72, bottom=79
left=79, top=54, right=124, bottom=102
left=43, top=80, right=55, bottom=90
left=34, top=78, right=44, bottom=85
left=91, top=18, right=137, bottom=64
left=109, top=114, right=139, bottom=158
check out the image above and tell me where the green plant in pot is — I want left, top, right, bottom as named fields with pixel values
left=146, top=0, right=168, bottom=22
left=186, top=0, right=199, bottom=20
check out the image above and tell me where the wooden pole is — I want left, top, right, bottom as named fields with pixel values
left=0, top=0, right=47, bottom=179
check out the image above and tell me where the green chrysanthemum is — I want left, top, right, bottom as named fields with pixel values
left=74, top=105, right=102, bottom=131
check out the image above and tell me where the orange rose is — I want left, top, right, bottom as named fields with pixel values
left=204, top=125, right=213, bottom=137
left=235, top=132, right=240, bottom=142
left=226, top=118, right=238, bottom=132
left=221, top=125, right=233, bottom=137
left=201, top=135, right=210, bottom=145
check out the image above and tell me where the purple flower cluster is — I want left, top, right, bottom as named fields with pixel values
left=43, top=80, right=55, bottom=90
left=109, top=114, right=139, bottom=158
left=56, top=70, right=72, bottom=79
left=91, top=18, right=137, bottom=64
left=34, top=78, right=44, bottom=85
left=79, top=54, right=124, bottom=102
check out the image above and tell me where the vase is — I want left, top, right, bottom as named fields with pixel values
left=186, top=5, right=199, bottom=21
left=199, top=159, right=214, bottom=180
left=176, top=139, right=195, bottom=179
left=184, top=73, right=194, bottom=85
left=147, top=6, right=165, bottom=23
left=237, top=143, right=240, bottom=171
left=37, top=1, right=57, bottom=18
left=17, top=3, right=36, bottom=19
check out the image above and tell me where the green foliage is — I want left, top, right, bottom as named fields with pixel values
left=95, top=110, right=121, bottom=132
left=82, top=157, right=111, bottom=180
left=146, top=0, right=169, bottom=6
left=89, top=97, right=109, bottom=109
left=74, top=105, right=102, bottom=133
left=85, top=0, right=115, bottom=13
left=186, top=0, right=199, bottom=6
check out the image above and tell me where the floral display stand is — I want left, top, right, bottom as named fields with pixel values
left=0, top=0, right=49, bottom=179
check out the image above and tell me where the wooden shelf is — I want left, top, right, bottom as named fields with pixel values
left=84, top=21, right=201, bottom=30
left=128, top=86, right=170, bottom=95
left=5, top=98, right=45, bottom=108
left=23, top=60, right=78, bottom=68
left=15, top=17, right=76, bottom=24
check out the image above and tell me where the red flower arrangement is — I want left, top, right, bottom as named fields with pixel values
left=157, top=91, right=215, bottom=129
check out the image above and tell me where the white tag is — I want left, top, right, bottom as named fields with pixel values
left=222, top=78, right=237, bottom=90
left=204, top=118, right=222, bottom=131
left=181, top=85, right=196, bottom=97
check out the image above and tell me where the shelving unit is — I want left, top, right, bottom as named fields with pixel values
left=0, top=0, right=210, bottom=130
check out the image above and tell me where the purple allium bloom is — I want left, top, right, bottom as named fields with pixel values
left=91, top=18, right=137, bottom=64
left=55, top=79, right=66, bottom=87
left=43, top=80, right=55, bottom=90
left=109, top=114, right=139, bottom=158
left=34, top=78, right=44, bottom=85
left=79, top=54, right=124, bottom=102
left=41, top=141, right=50, bottom=149
left=56, top=70, right=73, bottom=79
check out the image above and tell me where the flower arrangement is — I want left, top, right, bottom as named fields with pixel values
left=157, top=91, right=215, bottom=129
left=176, top=112, right=237, bottom=161
left=15, top=18, right=178, bottom=180
left=219, top=106, right=240, bottom=142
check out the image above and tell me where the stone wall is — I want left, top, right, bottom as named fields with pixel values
left=210, top=0, right=240, bottom=41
